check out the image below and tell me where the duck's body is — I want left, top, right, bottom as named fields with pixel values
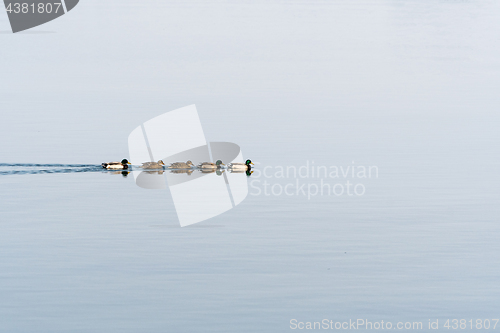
left=168, top=160, right=194, bottom=169
left=101, top=159, right=131, bottom=170
left=197, top=160, right=225, bottom=169
left=228, top=159, right=254, bottom=171
left=140, top=160, right=165, bottom=169
left=102, top=163, right=127, bottom=170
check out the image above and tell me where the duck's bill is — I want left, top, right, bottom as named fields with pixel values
left=250, top=162, right=254, bottom=165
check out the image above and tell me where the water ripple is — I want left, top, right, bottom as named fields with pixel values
left=0, top=164, right=105, bottom=175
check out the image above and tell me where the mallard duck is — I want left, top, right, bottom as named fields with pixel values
left=228, top=159, right=253, bottom=171
left=140, top=160, right=165, bottom=169
left=197, top=160, right=225, bottom=169
left=101, top=159, right=131, bottom=169
left=167, top=160, right=194, bottom=169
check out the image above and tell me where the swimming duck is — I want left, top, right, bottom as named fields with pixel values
left=140, top=160, right=165, bottom=169
left=167, top=160, right=194, bottom=169
left=101, top=159, right=131, bottom=169
left=228, top=159, right=254, bottom=171
left=197, top=160, right=225, bottom=169
left=142, top=170, right=165, bottom=175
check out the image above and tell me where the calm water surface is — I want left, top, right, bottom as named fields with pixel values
left=1, top=1, right=500, bottom=332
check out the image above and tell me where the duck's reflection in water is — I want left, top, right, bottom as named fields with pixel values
left=111, top=171, right=131, bottom=177
left=170, top=169, right=193, bottom=175
left=142, top=170, right=165, bottom=175
left=228, top=170, right=253, bottom=176
left=198, top=169, right=225, bottom=176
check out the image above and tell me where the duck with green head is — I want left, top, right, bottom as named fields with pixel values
left=197, top=160, right=225, bottom=169
left=228, top=159, right=254, bottom=171
left=101, top=159, right=131, bottom=170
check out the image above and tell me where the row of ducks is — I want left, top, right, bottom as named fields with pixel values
left=102, top=159, right=254, bottom=171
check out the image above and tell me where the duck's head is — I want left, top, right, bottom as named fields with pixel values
left=186, top=160, right=194, bottom=166
left=158, top=160, right=165, bottom=166
left=215, top=160, right=225, bottom=166
left=121, top=159, right=131, bottom=165
left=245, top=159, right=254, bottom=166
left=246, top=170, right=253, bottom=176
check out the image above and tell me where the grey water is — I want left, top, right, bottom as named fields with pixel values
left=0, top=164, right=103, bottom=175
left=1, top=0, right=500, bottom=332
